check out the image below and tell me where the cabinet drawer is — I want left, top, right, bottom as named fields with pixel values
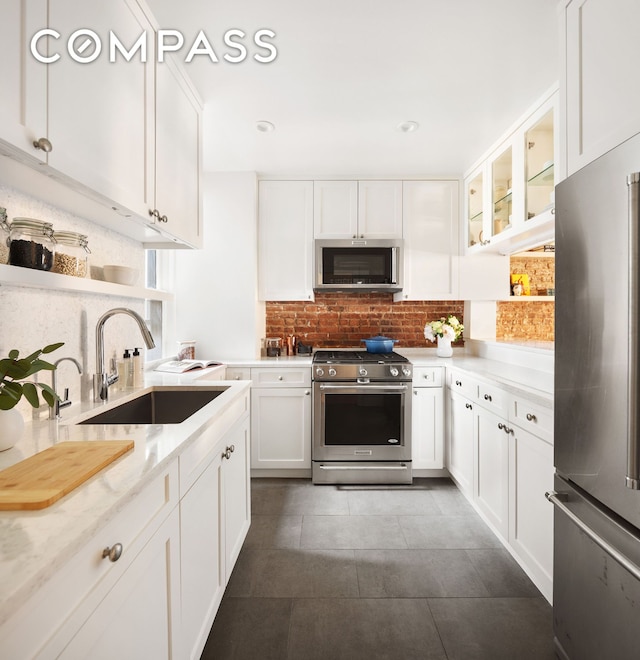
left=250, top=367, right=312, bottom=387
left=476, top=381, right=509, bottom=417
left=447, top=369, right=477, bottom=399
left=413, top=366, right=443, bottom=387
left=512, top=397, right=553, bottom=442
left=226, top=367, right=251, bottom=381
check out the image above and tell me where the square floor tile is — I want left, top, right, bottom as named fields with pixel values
left=301, top=515, right=408, bottom=549
left=243, top=514, right=302, bottom=549
left=288, top=598, right=447, bottom=660
left=252, top=481, right=350, bottom=515
left=428, top=597, right=554, bottom=660
left=347, top=488, right=441, bottom=515
left=466, top=548, right=542, bottom=597
left=356, top=548, right=490, bottom=597
left=400, top=515, right=502, bottom=549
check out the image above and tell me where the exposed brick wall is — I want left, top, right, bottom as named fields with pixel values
left=496, top=301, right=555, bottom=341
left=509, top=256, right=555, bottom=295
left=265, top=293, right=464, bottom=348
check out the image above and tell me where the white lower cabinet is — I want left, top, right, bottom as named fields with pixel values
left=60, top=507, right=181, bottom=660
left=412, top=367, right=444, bottom=470
left=474, top=405, right=510, bottom=540
left=180, top=414, right=251, bottom=660
left=445, top=366, right=554, bottom=602
left=250, top=367, right=312, bottom=472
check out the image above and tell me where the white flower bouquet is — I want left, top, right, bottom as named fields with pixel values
left=424, top=315, right=464, bottom=343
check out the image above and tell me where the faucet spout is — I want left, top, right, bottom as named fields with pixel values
left=50, top=357, right=83, bottom=420
left=93, top=308, right=155, bottom=402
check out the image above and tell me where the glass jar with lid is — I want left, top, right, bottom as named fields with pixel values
left=52, top=230, right=90, bottom=277
left=7, top=217, right=55, bottom=271
left=0, top=208, right=8, bottom=264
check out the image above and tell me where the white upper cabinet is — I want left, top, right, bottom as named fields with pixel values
left=46, top=0, right=154, bottom=222
left=357, top=181, right=403, bottom=238
left=153, top=56, right=202, bottom=248
left=258, top=180, right=314, bottom=301
left=314, top=180, right=402, bottom=239
left=313, top=181, right=358, bottom=238
left=0, top=0, right=202, bottom=249
left=464, top=87, right=558, bottom=255
left=0, top=0, right=47, bottom=162
left=565, top=0, right=640, bottom=175
left=395, top=180, right=459, bottom=301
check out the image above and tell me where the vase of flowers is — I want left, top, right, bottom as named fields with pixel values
left=424, top=315, right=464, bottom=358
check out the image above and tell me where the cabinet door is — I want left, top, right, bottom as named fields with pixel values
left=223, top=416, right=251, bottom=577
left=412, top=387, right=444, bottom=469
left=474, top=406, right=509, bottom=539
left=0, top=0, right=47, bottom=160
left=509, top=425, right=554, bottom=602
left=357, top=181, right=402, bottom=238
left=251, top=387, right=312, bottom=469
left=180, top=455, right=224, bottom=660
left=396, top=180, right=459, bottom=301
left=566, top=0, right=640, bottom=175
left=47, top=0, right=154, bottom=218
left=155, top=56, right=202, bottom=247
left=59, top=508, right=181, bottom=660
left=446, top=390, right=474, bottom=495
left=258, top=180, right=314, bottom=301
left=313, top=180, right=358, bottom=238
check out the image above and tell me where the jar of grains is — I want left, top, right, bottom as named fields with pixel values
left=7, top=217, right=55, bottom=271
left=0, top=208, right=8, bottom=264
left=52, top=230, right=90, bottom=277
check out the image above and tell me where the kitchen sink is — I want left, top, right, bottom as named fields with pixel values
left=78, top=388, right=228, bottom=425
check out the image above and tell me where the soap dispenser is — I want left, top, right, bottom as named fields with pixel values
left=132, top=347, right=143, bottom=388
left=122, top=348, right=132, bottom=389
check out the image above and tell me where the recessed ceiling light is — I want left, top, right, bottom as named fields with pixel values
left=397, top=121, right=419, bottom=133
left=256, top=120, right=275, bottom=133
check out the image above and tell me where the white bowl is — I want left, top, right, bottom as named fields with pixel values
left=103, top=264, right=139, bottom=286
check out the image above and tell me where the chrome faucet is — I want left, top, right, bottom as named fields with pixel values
left=93, top=308, right=155, bottom=402
left=49, top=357, right=83, bottom=420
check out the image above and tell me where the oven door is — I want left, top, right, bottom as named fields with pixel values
left=313, top=381, right=412, bottom=461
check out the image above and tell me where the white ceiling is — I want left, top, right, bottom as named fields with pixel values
left=146, top=0, right=559, bottom=177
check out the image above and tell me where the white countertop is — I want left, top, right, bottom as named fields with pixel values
left=0, top=368, right=250, bottom=625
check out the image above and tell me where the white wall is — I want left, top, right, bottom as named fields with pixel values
left=163, top=172, right=264, bottom=360
left=0, top=184, right=146, bottom=420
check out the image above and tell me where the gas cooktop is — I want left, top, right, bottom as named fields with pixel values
left=313, top=350, right=409, bottom=364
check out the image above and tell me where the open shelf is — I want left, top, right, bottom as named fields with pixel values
left=0, top=263, right=173, bottom=302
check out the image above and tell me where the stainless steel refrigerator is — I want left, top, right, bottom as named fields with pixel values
left=552, top=132, right=640, bottom=659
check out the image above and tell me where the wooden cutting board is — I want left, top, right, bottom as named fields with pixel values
left=0, top=440, right=134, bottom=510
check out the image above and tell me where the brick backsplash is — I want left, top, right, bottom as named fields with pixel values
left=496, top=300, right=555, bottom=341
left=265, top=293, right=464, bottom=348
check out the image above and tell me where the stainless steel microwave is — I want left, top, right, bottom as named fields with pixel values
left=314, top=239, right=403, bottom=292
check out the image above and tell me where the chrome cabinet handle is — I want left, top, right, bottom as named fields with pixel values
left=497, top=422, right=513, bottom=435
left=498, top=422, right=504, bottom=430
left=102, top=543, right=123, bottom=562
left=484, top=394, right=492, bottom=402
left=222, top=444, right=236, bottom=460
left=526, top=413, right=537, bottom=422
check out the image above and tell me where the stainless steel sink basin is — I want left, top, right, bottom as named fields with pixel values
left=78, top=388, right=227, bottom=425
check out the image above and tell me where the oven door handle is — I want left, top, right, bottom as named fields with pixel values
left=318, top=464, right=410, bottom=471
left=318, top=384, right=408, bottom=391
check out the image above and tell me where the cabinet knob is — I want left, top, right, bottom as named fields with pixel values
left=159, top=214, right=168, bottom=223
left=102, top=543, right=123, bottom=562
left=222, top=445, right=235, bottom=460
left=149, top=208, right=159, bottom=219
left=305, top=390, right=310, bottom=395
left=278, top=375, right=283, bottom=381
left=33, top=137, right=52, bottom=153
left=465, top=403, right=472, bottom=410
left=526, top=413, right=537, bottom=422
left=484, top=393, right=492, bottom=402
left=455, top=380, right=462, bottom=386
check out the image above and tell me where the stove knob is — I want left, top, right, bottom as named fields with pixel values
left=328, top=368, right=337, bottom=377
left=359, top=367, right=368, bottom=377
left=316, top=367, right=325, bottom=377
left=402, top=366, right=412, bottom=377
left=390, top=367, right=399, bottom=377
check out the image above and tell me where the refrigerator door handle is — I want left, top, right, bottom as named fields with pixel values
left=546, top=490, right=640, bottom=581
left=626, top=172, right=640, bottom=490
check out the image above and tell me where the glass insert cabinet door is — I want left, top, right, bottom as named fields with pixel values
left=492, top=146, right=512, bottom=238
left=467, top=172, right=484, bottom=248
left=525, top=109, right=554, bottom=221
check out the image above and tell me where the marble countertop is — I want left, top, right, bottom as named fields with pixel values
left=0, top=368, right=251, bottom=625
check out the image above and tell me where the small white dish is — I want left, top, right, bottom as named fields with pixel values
left=103, top=264, right=139, bottom=286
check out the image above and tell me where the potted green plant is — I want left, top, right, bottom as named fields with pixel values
left=0, top=342, right=63, bottom=451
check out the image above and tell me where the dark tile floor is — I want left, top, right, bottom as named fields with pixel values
left=200, top=478, right=554, bottom=660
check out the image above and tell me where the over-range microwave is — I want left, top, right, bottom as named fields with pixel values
left=314, top=239, right=403, bottom=292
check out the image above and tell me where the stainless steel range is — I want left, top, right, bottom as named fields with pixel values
left=312, top=350, right=413, bottom=484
